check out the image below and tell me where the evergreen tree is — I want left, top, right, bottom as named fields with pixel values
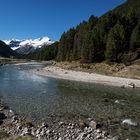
left=87, top=15, right=98, bottom=30
left=57, top=28, right=75, bottom=61
left=130, top=24, right=140, bottom=51
left=119, top=10, right=138, bottom=51
left=73, top=21, right=88, bottom=60
left=26, top=0, right=140, bottom=64
left=106, top=23, right=126, bottom=62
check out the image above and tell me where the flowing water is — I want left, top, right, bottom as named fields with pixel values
left=0, top=62, right=140, bottom=139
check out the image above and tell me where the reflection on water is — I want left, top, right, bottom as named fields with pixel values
left=0, top=63, right=140, bottom=139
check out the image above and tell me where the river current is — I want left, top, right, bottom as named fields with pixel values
left=0, top=62, right=140, bottom=139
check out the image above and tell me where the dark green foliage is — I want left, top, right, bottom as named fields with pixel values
left=105, top=23, right=126, bottom=62
left=113, top=0, right=140, bottom=18
left=42, top=42, right=58, bottom=60
left=97, top=12, right=118, bottom=44
left=118, top=52, right=139, bottom=64
left=27, top=0, right=140, bottom=64
left=73, top=21, right=89, bottom=61
left=27, top=42, right=58, bottom=61
left=87, top=15, right=98, bottom=31
left=57, top=28, right=75, bottom=61
left=130, top=24, right=140, bottom=51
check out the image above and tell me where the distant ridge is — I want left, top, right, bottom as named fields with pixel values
left=3, top=36, right=54, bottom=54
left=0, top=40, right=17, bottom=57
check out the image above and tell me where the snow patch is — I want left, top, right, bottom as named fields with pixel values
left=11, top=46, right=21, bottom=50
left=3, top=40, right=11, bottom=45
left=19, top=36, right=53, bottom=48
left=3, top=36, right=54, bottom=49
left=3, top=36, right=54, bottom=54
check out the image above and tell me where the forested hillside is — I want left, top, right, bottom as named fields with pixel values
left=27, top=42, right=58, bottom=61
left=27, top=0, right=140, bottom=64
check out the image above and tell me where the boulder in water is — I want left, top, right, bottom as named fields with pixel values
left=122, top=119, right=137, bottom=126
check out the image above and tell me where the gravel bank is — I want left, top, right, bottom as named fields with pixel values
left=0, top=103, right=116, bottom=140
left=31, top=65, right=140, bottom=88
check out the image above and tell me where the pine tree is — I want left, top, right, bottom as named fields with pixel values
left=106, top=23, right=126, bottom=62
left=57, top=28, right=75, bottom=61
left=130, top=24, right=140, bottom=51
left=73, top=21, right=88, bottom=60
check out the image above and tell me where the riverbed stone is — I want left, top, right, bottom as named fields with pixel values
left=46, top=129, right=51, bottom=134
left=41, top=122, right=48, bottom=128
left=89, top=120, right=97, bottom=129
left=36, top=128, right=41, bottom=135
left=0, top=103, right=115, bottom=140
left=17, top=124, right=22, bottom=131
left=0, top=107, right=4, bottom=111
left=31, top=129, right=36, bottom=136
left=96, top=129, right=101, bottom=133
left=59, top=121, right=64, bottom=126
left=21, top=127, right=30, bottom=136
left=9, top=110, right=15, bottom=116
left=40, top=128, right=46, bottom=136
left=11, top=116, right=18, bottom=123
left=79, top=120, right=86, bottom=129
left=96, top=134, right=102, bottom=139
left=0, top=112, right=6, bottom=120
left=128, top=83, right=135, bottom=88
left=58, top=137, right=62, bottom=140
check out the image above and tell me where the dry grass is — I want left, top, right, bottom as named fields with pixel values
left=54, top=61, right=125, bottom=75
left=54, top=60, right=140, bottom=80
left=0, top=57, right=27, bottom=65
left=114, top=63, right=140, bottom=79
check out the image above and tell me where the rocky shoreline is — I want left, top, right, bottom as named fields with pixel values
left=1, top=62, right=139, bottom=139
left=0, top=103, right=117, bottom=140
left=11, top=61, right=140, bottom=89
left=31, top=65, right=140, bottom=89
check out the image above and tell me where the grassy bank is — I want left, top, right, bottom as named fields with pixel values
left=54, top=60, right=140, bottom=80
left=0, top=57, right=27, bottom=65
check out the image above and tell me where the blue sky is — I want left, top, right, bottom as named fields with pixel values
left=0, top=0, right=126, bottom=41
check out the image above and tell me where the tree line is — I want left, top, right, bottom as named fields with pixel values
left=27, top=0, right=140, bottom=64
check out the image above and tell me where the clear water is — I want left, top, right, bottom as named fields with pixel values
left=0, top=63, right=140, bottom=139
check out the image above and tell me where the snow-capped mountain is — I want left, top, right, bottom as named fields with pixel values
left=3, top=36, right=54, bottom=54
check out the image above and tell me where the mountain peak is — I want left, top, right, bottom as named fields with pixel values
left=3, top=36, right=54, bottom=54
left=39, top=36, right=50, bottom=41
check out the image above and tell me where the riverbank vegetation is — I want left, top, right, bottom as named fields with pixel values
left=0, top=57, right=27, bottom=65
left=53, top=59, right=140, bottom=80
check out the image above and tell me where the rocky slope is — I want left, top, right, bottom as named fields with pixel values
left=3, top=36, right=54, bottom=54
left=0, top=40, right=17, bottom=58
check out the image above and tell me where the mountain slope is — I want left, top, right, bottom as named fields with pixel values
left=27, top=0, right=140, bottom=64
left=113, top=0, right=140, bottom=17
left=0, top=41, right=17, bottom=57
left=4, top=36, right=54, bottom=54
left=56, top=0, right=140, bottom=63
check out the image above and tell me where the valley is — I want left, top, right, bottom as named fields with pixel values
left=0, top=0, right=140, bottom=139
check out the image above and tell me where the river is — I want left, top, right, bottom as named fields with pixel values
left=0, top=62, right=140, bottom=139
